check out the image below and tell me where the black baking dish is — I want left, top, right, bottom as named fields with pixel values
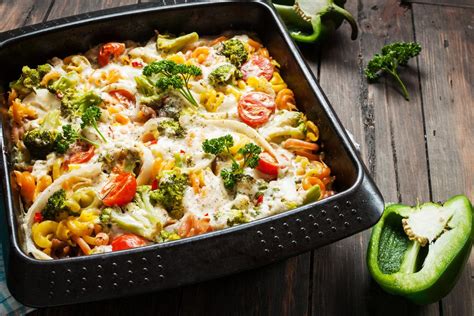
left=0, top=0, right=384, bottom=307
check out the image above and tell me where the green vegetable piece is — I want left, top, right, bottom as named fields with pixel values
left=9, top=64, right=52, bottom=96
left=143, top=60, right=202, bottom=107
left=367, top=195, right=473, bottom=304
left=303, top=184, right=321, bottom=204
left=150, top=170, right=189, bottom=219
left=208, top=64, right=241, bottom=87
left=219, top=39, right=248, bottom=67
left=135, top=75, right=156, bottom=96
left=160, top=230, right=181, bottom=242
left=203, top=135, right=262, bottom=190
left=42, top=189, right=69, bottom=220
left=61, top=90, right=102, bottom=118
left=227, top=209, right=249, bottom=227
left=365, top=42, right=421, bottom=100
left=23, top=128, right=59, bottom=160
left=48, top=72, right=79, bottom=96
left=157, top=118, right=185, bottom=138
left=272, top=0, right=358, bottom=43
left=22, top=110, right=64, bottom=159
left=81, top=105, right=107, bottom=142
left=157, top=32, right=199, bottom=53
left=202, top=134, right=234, bottom=156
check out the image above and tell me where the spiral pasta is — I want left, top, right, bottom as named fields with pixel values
left=275, top=88, right=297, bottom=111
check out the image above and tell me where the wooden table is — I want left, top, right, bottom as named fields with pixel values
left=2, top=0, right=472, bottom=315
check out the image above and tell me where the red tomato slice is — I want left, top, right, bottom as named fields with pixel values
left=111, top=233, right=147, bottom=251
left=257, top=152, right=279, bottom=177
left=109, top=89, right=136, bottom=107
left=241, top=55, right=274, bottom=81
left=238, top=92, right=275, bottom=127
left=69, top=145, right=95, bottom=164
left=98, top=42, right=125, bottom=67
left=101, top=172, right=137, bottom=206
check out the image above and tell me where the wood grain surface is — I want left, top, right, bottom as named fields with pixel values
left=0, top=0, right=472, bottom=315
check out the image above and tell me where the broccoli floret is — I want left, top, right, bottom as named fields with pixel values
left=23, top=129, right=59, bottom=160
left=104, top=186, right=165, bottom=241
left=219, top=39, right=248, bottom=67
left=135, top=75, right=156, bottom=97
left=227, top=209, right=249, bottom=227
left=23, top=109, right=62, bottom=159
left=42, top=189, right=68, bottom=220
left=9, top=64, right=52, bottom=96
left=150, top=170, right=189, bottom=219
left=157, top=32, right=199, bottom=53
left=99, top=208, right=112, bottom=225
left=48, top=72, right=79, bottom=96
left=61, top=90, right=102, bottom=118
left=157, top=118, right=185, bottom=138
left=208, top=64, right=242, bottom=87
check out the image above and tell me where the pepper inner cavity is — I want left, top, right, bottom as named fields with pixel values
left=378, top=205, right=454, bottom=275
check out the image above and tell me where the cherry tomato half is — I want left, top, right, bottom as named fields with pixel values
left=69, top=145, right=95, bottom=164
left=257, top=152, right=279, bottom=177
left=241, top=55, right=274, bottom=81
left=111, top=233, right=147, bottom=251
left=101, top=172, right=137, bottom=207
left=98, top=42, right=125, bottom=67
left=238, top=92, right=275, bottom=127
left=109, top=89, right=136, bottom=108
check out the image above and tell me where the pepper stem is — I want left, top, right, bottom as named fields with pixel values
left=399, top=240, right=421, bottom=274
left=329, top=3, right=359, bottom=40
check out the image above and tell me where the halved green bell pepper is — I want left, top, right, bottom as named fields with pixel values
left=367, top=195, right=473, bottom=304
left=272, top=0, right=358, bottom=43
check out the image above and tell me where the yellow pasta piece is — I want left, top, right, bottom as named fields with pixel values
left=275, top=88, right=297, bottom=111
left=200, top=89, right=224, bottom=112
left=168, top=53, right=186, bottom=64
left=247, top=76, right=273, bottom=94
left=237, top=80, right=246, bottom=90
left=305, top=120, right=319, bottom=142
left=52, top=158, right=64, bottom=180
left=34, top=175, right=52, bottom=199
left=32, top=221, right=58, bottom=249
left=225, top=86, right=241, bottom=100
left=40, top=70, right=61, bottom=86
left=66, top=217, right=93, bottom=237
left=56, top=220, right=71, bottom=241
left=269, top=72, right=287, bottom=93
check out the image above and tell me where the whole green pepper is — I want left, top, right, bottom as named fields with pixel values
left=272, top=0, right=358, bottom=43
left=367, top=195, right=473, bottom=304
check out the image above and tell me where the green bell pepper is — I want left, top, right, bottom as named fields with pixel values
left=367, top=195, right=473, bottom=304
left=272, top=0, right=358, bottom=43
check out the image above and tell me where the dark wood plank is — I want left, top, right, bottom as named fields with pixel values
left=0, top=0, right=53, bottom=32
left=47, top=0, right=137, bottom=19
left=413, top=4, right=474, bottom=316
left=312, top=0, right=437, bottom=314
left=180, top=254, right=311, bottom=316
left=403, top=0, right=474, bottom=9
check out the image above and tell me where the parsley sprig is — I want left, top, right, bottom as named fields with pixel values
left=202, top=135, right=262, bottom=189
left=143, top=60, right=202, bottom=107
left=365, top=42, right=421, bottom=100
